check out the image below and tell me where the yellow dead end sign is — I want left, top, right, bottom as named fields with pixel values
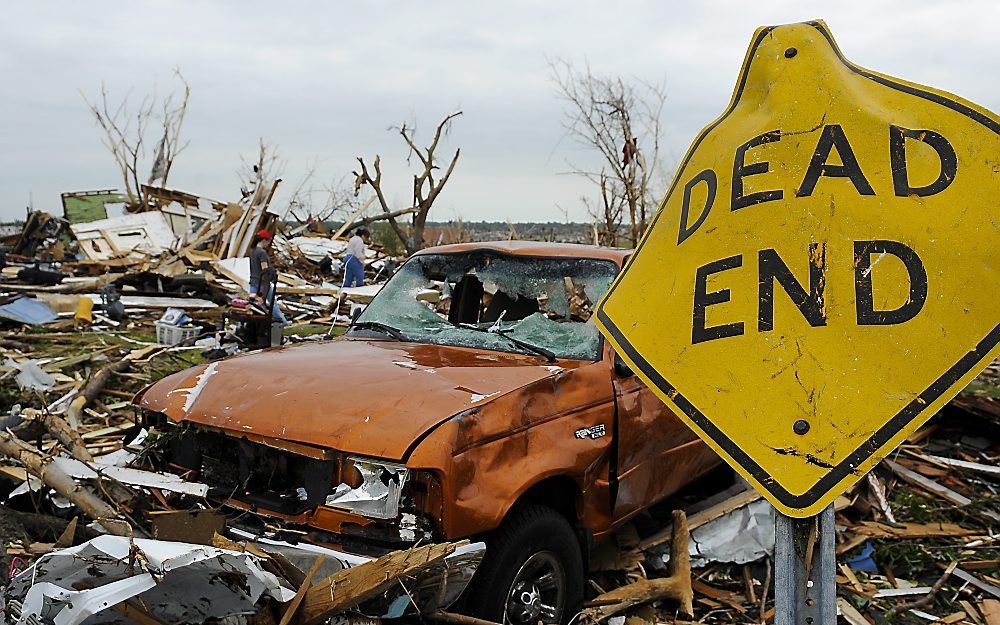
left=595, top=20, right=1000, bottom=518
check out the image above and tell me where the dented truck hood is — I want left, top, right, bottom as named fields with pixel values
left=140, top=338, right=576, bottom=460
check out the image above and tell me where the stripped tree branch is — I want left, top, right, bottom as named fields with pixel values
left=354, top=112, right=463, bottom=255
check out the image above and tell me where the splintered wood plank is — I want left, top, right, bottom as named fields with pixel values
left=853, top=521, right=979, bottom=539
left=980, top=600, right=1000, bottom=625
left=638, top=488, right=761, bottom=550
left=300, top=541, right=462, bottom=624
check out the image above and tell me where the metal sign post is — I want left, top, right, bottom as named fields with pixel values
left=774, top=505, right=836, bottom=625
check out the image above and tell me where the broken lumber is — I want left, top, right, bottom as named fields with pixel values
left=22, top=407, right=93, bottom=462
left=884, top=459, right=971, bottom=506
left=922, top=454, right=1000, bottom=478
left=300, top=541, right=463, bottom=624
left=429, top=611, right=502, bottom=625
left=886, top=459, right=1000, bottom=522
left=278, top=555, right=325, bottom=625
left=981, top=600, right=1000, bottom=625
left=951, top=568, right=1000, bottom=600
left=638, top=487, right=760, bottom=551
left=853, top=521, right=978, bottom=539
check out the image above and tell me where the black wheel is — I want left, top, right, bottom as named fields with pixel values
left=463, top=505, right=584, bottom=624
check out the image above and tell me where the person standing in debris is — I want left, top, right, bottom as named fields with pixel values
left=343, top=227, right=371, bottom=287
left=249, top=230, right=287, bottom=325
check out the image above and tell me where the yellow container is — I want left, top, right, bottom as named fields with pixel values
left=74, top=297, right=94, bottom=324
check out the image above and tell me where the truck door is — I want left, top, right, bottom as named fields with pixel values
left=609, top=347, right=709, bottom=521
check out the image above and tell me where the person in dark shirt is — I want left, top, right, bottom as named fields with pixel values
left=248, top=230, right=287, bottom=325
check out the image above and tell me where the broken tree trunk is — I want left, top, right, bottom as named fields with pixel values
left=67, top=357, right=131, bottom=427
left=300, top=541, right=463, bottom=624
left=21, top=407, right=139, bottom=508
left=0, top=430, right=132, bottom=537
left=580, top=510, right=693, bottom=623
left=22, top=408, right=93, bottom=461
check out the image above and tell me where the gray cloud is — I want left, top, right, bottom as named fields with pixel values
left=0, top=1, right=996, bottom=222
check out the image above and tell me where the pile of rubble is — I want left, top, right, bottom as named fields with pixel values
left=0, top=326, right=996, bottom=625
left=0, top=185, right=998, bottom=624
left=585, top=388, right=1000, bottom=625
left=1, top=184, right=401, bottom=358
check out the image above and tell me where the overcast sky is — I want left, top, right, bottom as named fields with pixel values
left=0, top=1, right=996, bottom=223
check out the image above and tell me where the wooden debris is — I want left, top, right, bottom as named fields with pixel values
left=921, top=453, right=1000, bottom=477
left=0, top=429, right=132, bottom=537
left=884, top=459, right=973, bottom=506
left=838, top=597, right=870, bottom=625
left=980, top=600, right=1000, bottom=625
left=580, top=510, right=693, bottom=623
left=951, top=568, right=1000, bottom=600
left=301, top=541, right=464, bottom=624
left=853, top=521, right=979, bottom=539
left=885, top=562, right=958, bottom=618
left=638, top=488, right=761, bottom=551
left=278, top=555, right=325, bottom=625
left=429, top=611, right=502, bottom=625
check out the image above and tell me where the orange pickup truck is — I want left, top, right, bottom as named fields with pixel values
left=137, top=241, right=721, bottom=623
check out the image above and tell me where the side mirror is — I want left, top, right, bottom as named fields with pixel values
left=613, top=354, right=634, bottom=378
left=350, top=307, right=364, bottom=324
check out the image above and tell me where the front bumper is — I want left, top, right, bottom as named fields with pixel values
left=160, top=422, right=439, bottom=555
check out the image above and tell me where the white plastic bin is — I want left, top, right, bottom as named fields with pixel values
left=156, top=321, right=199, bottom=345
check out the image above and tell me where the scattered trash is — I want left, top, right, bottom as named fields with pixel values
left=844, top=542, right=877, bottom=573
left=1, top=188, right=999, bottom=625
left=4, top=359, right=56, bottom=391
left=0, top=298, right=57, bottom=325
left=3, top=536, right=295, bottom=625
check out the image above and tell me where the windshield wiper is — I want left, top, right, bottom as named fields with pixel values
left=458, top=322, right=557, bottom=363
left=350, top=321, right=407, bottom=341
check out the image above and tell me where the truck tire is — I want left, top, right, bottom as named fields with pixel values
left=464, top=505, right=584, bottom=624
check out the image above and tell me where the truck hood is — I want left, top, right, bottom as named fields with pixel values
left=140, top=338, right=574, bottom=460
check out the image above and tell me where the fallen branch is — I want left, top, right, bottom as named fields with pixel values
left=0, top=504, right=100, bottom=543
left=66, top=357, right=131, bottom=427
left=579, top=510, right=693, bottom=623
left=429, top=611, right=502, bottom=625
left=20, top=407, right=139, bottom=509
left=885, top=561, right=958, bottom=617
left=0, top=429, right=133, bottom=536
left=0, top=338, right=30, bottom=351
left=22, top=407, right=93, bottom=461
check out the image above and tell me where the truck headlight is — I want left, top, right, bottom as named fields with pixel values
left=325, top=457, right=409, bottom=519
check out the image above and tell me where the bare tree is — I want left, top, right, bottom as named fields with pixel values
left=149, top=70, right=190, bottom=186
left=238, top=138, right=284, bottom=200
left=283, top=157, right=322, bottom=223
left=549, top=58, right=666, bottom=247
left=582, top=172, right=626, bottom=246
left=353, top=111, right=462, bottom=255
left=316, top=174, right=367, bottom=224
left=82, top=69, right=191, bottom=208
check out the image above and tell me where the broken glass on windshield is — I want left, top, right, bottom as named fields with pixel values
left=351, top=252, right=618, bottom=360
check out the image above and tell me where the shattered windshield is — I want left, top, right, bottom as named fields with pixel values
left=352, top=252, right=618, bottom=360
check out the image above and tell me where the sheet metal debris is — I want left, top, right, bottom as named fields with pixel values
left=3, top=536, right=295, bottom=625
left=0, top=299, right=57, bottom=325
